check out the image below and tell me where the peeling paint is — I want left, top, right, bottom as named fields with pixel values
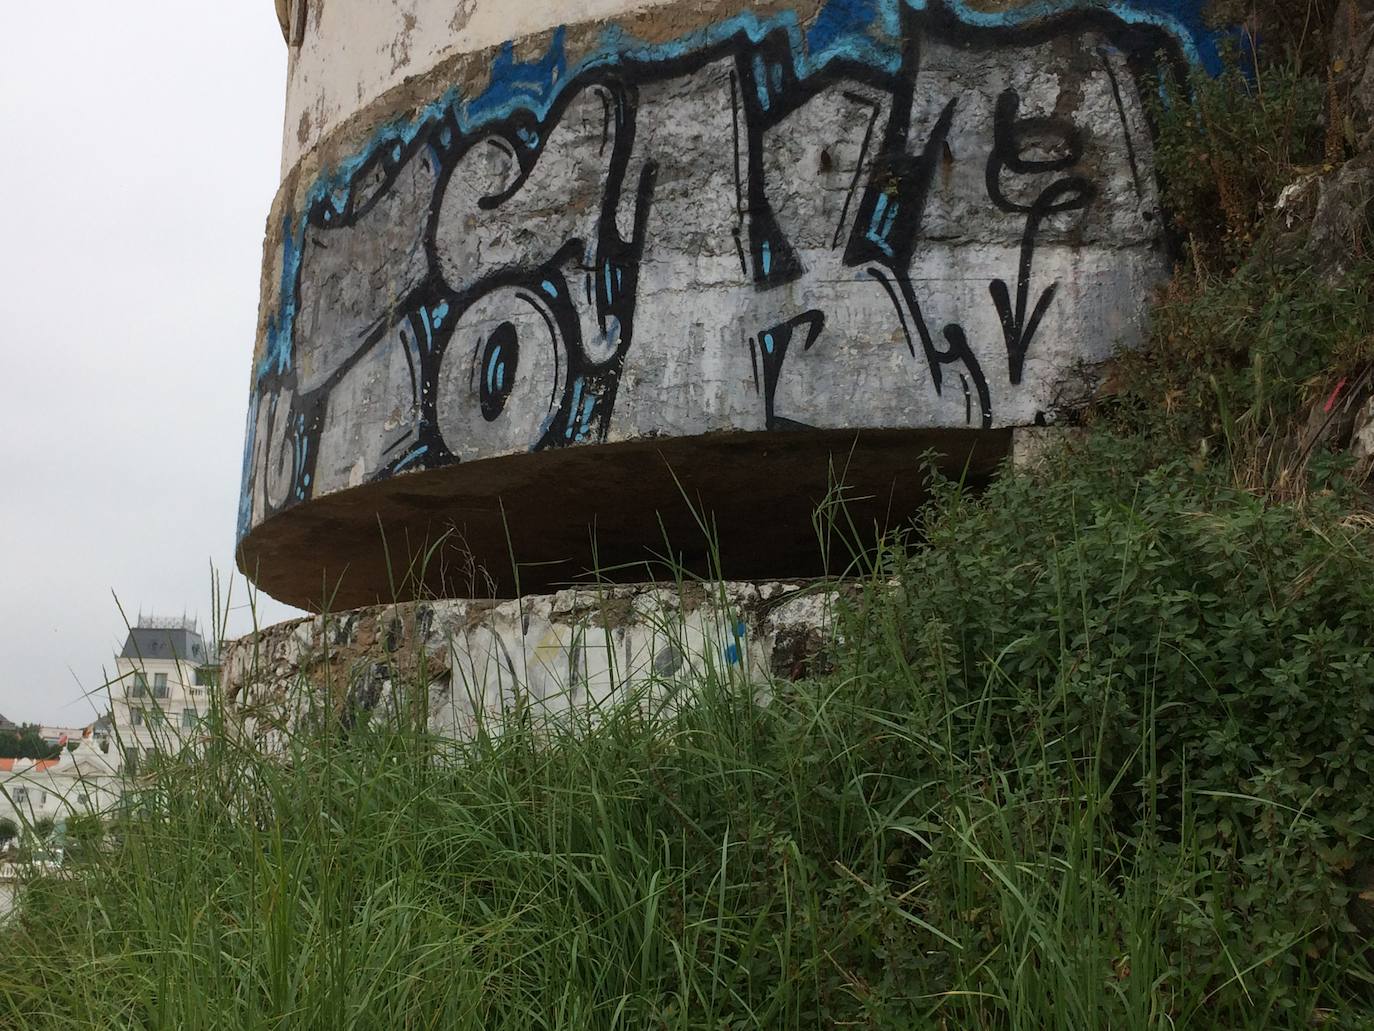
left=223, top=580, right=847, bottom=746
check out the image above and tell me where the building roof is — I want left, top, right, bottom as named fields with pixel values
left=119, top=623, right=209, bottom=664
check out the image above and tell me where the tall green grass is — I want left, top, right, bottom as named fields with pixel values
left=2, top=434, right=1373, bottom=1029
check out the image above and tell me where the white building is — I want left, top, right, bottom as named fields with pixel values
left=37, top=725, right=87, bottom=748
left=0, top=728, right=121, bottom=835
left=0, top=618, right=220, bottom=844
left=110, top=617, right=216, bottom=772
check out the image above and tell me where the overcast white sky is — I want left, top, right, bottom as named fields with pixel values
left=0, top=3, right=304, bottom=724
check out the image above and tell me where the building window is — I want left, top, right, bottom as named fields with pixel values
left=131, top=673, right=148, bottom=698
left=11, top=787, right=27, bottom=803
left=181, top=709, right=197, bottom=729
left=153, top=673, right=169, bottom=698
left=194, top=667, right=214, bottom=687
left=123, top=748, right=139, bottom=775
left=77, top=792, right=88, bottom=806
left=131, top=710, right=144, bottom=727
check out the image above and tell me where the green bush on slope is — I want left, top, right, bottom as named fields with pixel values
left=4, top=435, right=1374, bottom=1029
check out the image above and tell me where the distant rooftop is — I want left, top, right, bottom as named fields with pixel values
left=119, top=617, right=210, bottom=664
left=135, top=615, right=200, bottom=632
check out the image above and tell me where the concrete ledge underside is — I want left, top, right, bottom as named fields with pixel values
left=237, top=426, right=1010, bottom=609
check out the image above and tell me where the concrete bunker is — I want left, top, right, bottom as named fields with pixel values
left=238, top=0, right=1214, bottom=609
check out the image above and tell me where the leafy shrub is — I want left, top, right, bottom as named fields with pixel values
left=1116, top=2, right=1374, bottom=490
left=1108, top=257, right=1374, bottom=459
left=861, top=434, right=1374, bottom=1018
left=1149, top=60, right=1327, bottom=272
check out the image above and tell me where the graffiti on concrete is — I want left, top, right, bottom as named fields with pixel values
left=241, top=0, right=1212, bottom=536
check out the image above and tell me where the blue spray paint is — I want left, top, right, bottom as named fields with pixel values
left=724, top=619, right=749, bottom=665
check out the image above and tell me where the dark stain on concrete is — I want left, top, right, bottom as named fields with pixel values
left=238, top=426, right=1010, bottom=610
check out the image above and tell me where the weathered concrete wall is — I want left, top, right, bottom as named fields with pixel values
left=241, top=0, right=1217, bottom=607
left=278, top=0, right=686, bottom=172
left=222, top=580, right=841, bottom=748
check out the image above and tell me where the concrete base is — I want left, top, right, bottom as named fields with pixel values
left=223, top=580, right=847, bottom=749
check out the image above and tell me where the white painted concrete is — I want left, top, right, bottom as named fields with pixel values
left=224, top=581, right=841, bottom=748
left=280, top=0, right=683, bottom=171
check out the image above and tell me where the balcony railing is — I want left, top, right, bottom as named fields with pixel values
left=127, top=685, right=174, bottom=699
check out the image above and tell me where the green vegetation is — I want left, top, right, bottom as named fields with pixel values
left=1119, top=3, right=1374, bottom=489
left=3, top=438, right=1374, bottom=1028
left=1149, top=61, right=1327, bottom=271
left=61, top=813, right=103, bottom=859
left=3, top=3, right=1372, bottom=1028
left=0, top=727, right=63, bottom=762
